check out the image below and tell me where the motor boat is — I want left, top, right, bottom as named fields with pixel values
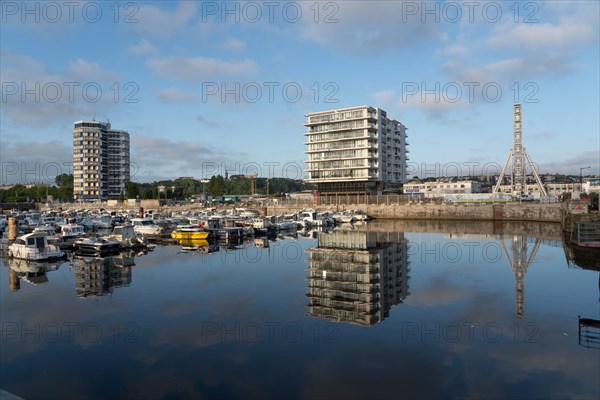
left=8, top=232, right=65, bottom=261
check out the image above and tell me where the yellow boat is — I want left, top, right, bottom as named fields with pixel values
left=171, top=228, right=209, bottom=240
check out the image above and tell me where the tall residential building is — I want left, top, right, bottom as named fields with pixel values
left=73, top=120, right=130, bottom=201
left=304, top=106, right=408, bottom=196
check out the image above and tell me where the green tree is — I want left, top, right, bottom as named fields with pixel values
left=125, top=181, right=139, bottom=198
left=55, top=173, right=73, bottom=187
left=207, top=175, right=225, bottom=196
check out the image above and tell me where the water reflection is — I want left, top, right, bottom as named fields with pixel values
left=306, top=230, right=409, bottom=326
left=1, top=220, right=599, bottom=399
left=6, top=258, right=62, bottom=290
left=498, top=235, right=541, bottom=319
left=74, top=253, right=133, bottom=298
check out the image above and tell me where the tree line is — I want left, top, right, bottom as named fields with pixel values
left=126, top=176, right=312, bottom=199
left=0, top=175, right=311, bottom=203
left=0, top=174, right=73, bottom=203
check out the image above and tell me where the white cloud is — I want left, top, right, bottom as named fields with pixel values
left=146, top=56, right=259, bottom=80
left=157, top=88, right=197, bottom=103
left=488, top=16, right=597, bottom=49
left=537, top=151, right=600, bottom=175
left=130, top=1, right=197, bottom=38
left=433, top=4, right=598, bottom=87
left=435, top=45, right=469, bottom=57
left=128, top=39, right=157, bottom=55
left=442, top=52, right=579, bottom=84
left=0, top=140, right=73, bottom=184
left=397, top=89, right=466, bottom=118
left=67, top=59, right=119, bottom=81
left=298, top=1, right=442, bottom=53
left=370, top=90, right=395, bottom=104
left=0, top=50, right=120, bottom=126
left=130, top=135, right=248, bottom=179
left=222, top=38, right=246, bottom=51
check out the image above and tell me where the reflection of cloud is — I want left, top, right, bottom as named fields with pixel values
left=409, top=277, right=469, bottom=306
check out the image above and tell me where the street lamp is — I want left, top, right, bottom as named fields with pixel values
left=580, top=166, right=590, bottom=191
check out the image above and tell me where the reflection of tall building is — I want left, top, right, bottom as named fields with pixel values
left=307, top=230, right=409, bottom=326
left=75, top=256, right=132, bottom=298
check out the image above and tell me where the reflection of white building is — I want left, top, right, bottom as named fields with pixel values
left=75, top=256, right=132, bottom=298
left=307, top=230, right=409, bottom=326
left=403, top=181, right=482, bottom=198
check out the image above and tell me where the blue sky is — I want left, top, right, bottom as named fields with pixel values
left=1, top=1, right=599, bottom=184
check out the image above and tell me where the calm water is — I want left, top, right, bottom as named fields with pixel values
left=1, top=221, right=599, bottom=399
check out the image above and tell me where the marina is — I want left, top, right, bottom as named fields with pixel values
left=1, top=219, right=598, bottom=399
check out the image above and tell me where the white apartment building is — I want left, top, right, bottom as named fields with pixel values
left=73, top=120, right=130, bottom=201
left=304, top=106, right=408, bottom=195
left=403, top=181, right=482, bottom=198
left=496, top=183, right=583, bottom=197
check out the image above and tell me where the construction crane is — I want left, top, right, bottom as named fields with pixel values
left=249, top=173, right=257, bottom=195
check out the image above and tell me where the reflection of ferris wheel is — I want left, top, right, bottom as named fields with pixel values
left=498, top=235, right=541, bottom=319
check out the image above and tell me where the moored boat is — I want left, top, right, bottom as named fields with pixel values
left=74, top=237, right=121, bottom=255
left=107, top=225, right=148, bottom=248
left=131, top=218, right=162, bottom=235
left=8, top=232, right=65, bottom=261
left=171, top=227, right=210, bottom=240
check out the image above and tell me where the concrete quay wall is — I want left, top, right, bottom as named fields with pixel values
left=268, top=203, right=563, bottom=223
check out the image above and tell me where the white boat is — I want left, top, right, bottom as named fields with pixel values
left=298, top=209, right=329, bottom=227
left=57, top=223, right=86, bottom=242
left=93, top=214, right=113, bottom=229
left=107, top=225, right=148, bottom=248
left=8, top=232, right=65, bottom=261
left=130, top=218, right=162, bottom=235
left=274, top=220, right=299, bottom=231
left=331, top=211, right=356, bottom=224
left=74, top=237, right=121, bottom=254
left=32, top=224, right=58, bottom=236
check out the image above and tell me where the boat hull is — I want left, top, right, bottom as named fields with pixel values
left=171, top=231, right=209, bottom=240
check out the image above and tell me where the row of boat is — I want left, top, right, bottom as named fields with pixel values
left=1, top=208, right=371, bottom=261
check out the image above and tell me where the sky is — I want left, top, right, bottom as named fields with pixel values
left=1, top=0, right=599, bottom=184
